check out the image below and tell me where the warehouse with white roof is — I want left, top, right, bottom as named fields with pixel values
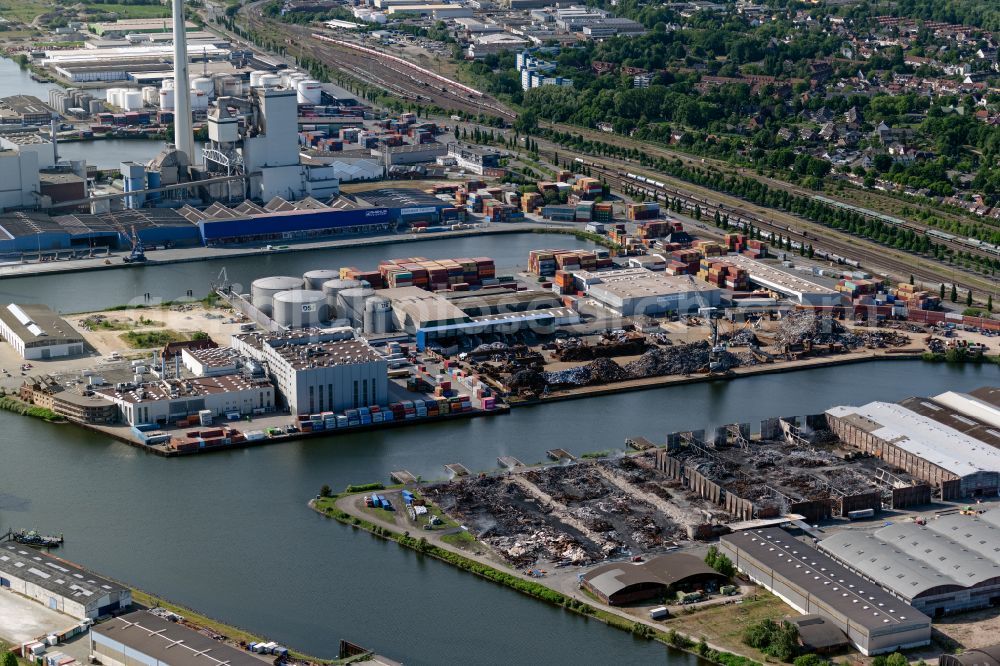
left=826, top=388, right=1000, bottom=499
left=0, top=303, right=85, bottom=359
left=720, top=255, right=844, bottom=306
left=819, top=510, right=1000, bottom=616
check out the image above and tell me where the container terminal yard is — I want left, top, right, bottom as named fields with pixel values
left=318, top=385, right=1000, bottom=661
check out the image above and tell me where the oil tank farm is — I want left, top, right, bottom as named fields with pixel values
left=322, top=279, right=364, bottom=317
left=272, top=289, right=328, bottom=328
left=303, top=269, right=341, bottom=290
left=251, top=276, right=303, bottom=316
left=338, top=286, right=376, bottom=326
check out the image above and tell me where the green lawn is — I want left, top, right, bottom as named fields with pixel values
left=119, top=329, right=187, bottom=348
left=0, top=0, right=49, bottom=24
left=81, top=3, right=170, bottom=19
left=441, top=529, right=477, bottom=550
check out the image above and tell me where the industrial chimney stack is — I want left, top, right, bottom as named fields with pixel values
left=172, top=0, right=195, bottom=165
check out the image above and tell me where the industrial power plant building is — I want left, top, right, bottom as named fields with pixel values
left=0, top=543, right=131, bottom=619
left=0, top=303, right=85, bottom=359
left=826, top=388, right=1000, bottom=499
left=720, top=528, right=932, bottom=656
left=232, top=328, right=388, bottom=414
left=818, top=510, right=1000, bottom=616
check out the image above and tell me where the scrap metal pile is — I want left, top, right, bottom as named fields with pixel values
left=542, top=341, right=742, bottom=387
left=776, top=312, right=910, bottom=349
left=726, top=329, right=760, bottom=346
left=623, top=341, right=741, bottom=377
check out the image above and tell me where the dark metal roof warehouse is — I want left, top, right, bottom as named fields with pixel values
left=581, top=552, right=726, bottom=605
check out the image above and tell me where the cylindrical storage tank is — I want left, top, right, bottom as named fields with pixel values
left=296, top=80, right=323, bottom=105
left=162, top=78, right=175, bottom=91
left=88, top=99, right=104, bottom=115
left=303, top=269, right=341, bottom=290
left=280, top=70, right=301, bottom=87
left=122, top=91, right=143, bottom=111
left=190, top=90, right=209, bottom=111
left=214, top=74, right=241, bottom=97
left=322, top=278, right=363, bottom=315
left=272, top=290, right=328, bottom=329
left=105, top=88, right=119, bottom=104
left=337, top=287, right=374, bottom=326
left=141, top=86, right=158, bottom=105
left=259, top=74, right=281, bottom=89
left=192, top=77, right=214, bottom=97
left=249, top=70, right=269, bottom=88
left=363, top=296, right=392, bottom=335
left=158, top=88, right=175, bottom=111
left=251, top=276, right=304, bottom=317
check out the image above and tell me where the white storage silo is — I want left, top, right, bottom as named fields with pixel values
left=88, top=99, right=104, bottom=115
left=162, top=78, right=175, bottom=90
left=122, top=90, right=144, bottom=111
left=272, top=290, right=328, bottom=328
left=105, top=88, right=119, bottom=104
left=158, top=88, right=175, bottom=111
left=280, top=70, right=301, bottom=87
left=337, top=287, right=374, bottom=326
left=192, top=77, right=214, bottom=97
left=251, top=276, right=304, bottom=317
left=303, top=269, right=341, bottom=290
left=190, top=90, right=209, bottom=111
left=322, top=278, right=363, bottom=316
left=259, top=74, right=281, bottom=89
left=249, top=70, right=269, bottom=88
left=142, top=86, right=158, bottom=105
left=363, top=296, right=393, bottom=335
left=297, top=80, right=323, bottom=105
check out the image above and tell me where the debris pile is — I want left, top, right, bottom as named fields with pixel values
left=852, top=329, right=910, bottom=348
left=624, top=341, right=736, bottom=377
left=726, top=329, right=760, bottom=346
left=776, top=312, right=849, bottom=346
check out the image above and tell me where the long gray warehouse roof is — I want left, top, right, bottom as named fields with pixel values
left=818, top=511, right=1000, bottom=601
left=94, top=611, right=266, bottom=666
left=721, top=528, right=930, bottom=632
left=0, top=543, right=126, bottom=603
left=0, top=303, right=84, bottom=344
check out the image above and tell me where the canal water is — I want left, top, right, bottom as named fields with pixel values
left=0, top=233, right=597, bottom=313
left=0, top=361, right=995, bottom=664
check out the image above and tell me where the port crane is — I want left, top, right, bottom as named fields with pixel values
left=687, top=276, right=727, bottom=373
left=122, top=226, right=146, bottom=263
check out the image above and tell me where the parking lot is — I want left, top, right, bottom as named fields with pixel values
left=0, top=589, right=77, bottom=643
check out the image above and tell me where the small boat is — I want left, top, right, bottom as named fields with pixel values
left=11, top=530, right=64, bottom=548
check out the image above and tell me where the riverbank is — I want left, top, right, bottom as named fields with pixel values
left=309, top=492, right=768, bottom=666
left=0, top=222, right=578, bottom=279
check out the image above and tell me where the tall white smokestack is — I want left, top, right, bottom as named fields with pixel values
left=172, top=0, right=195, bottom=165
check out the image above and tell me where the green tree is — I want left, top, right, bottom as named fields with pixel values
left=966, top=290, right=973, bottom=307
left=940, top=283, right=946, bottom=299
left=885, top=653, right=909, bottom=666
left=909, top=274, right=914, bottom=285
left=988, top=294, right=993, bottom=312
left=3, top=652, right=18, bottom=666
left=793, top=655, right=825, bottom=666
left=319, top=484, right=332, bottom=497
left=191, top=331, right=211, bottom=341
left=951, top=284, right=958, bottom=302
left=807, top=244, right=814, bottom=259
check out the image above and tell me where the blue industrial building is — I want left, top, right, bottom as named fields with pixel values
left=0, top=191, right=452, bottom=254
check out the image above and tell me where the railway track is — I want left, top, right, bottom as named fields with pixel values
left=546, top=150, right=993, bottom=294
left=543, top=122, right=1000, bottom=263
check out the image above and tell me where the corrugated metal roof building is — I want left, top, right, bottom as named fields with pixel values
left=720, top=528, right=931, bottom=656
left=818, top=511, right=1000, bottom=616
